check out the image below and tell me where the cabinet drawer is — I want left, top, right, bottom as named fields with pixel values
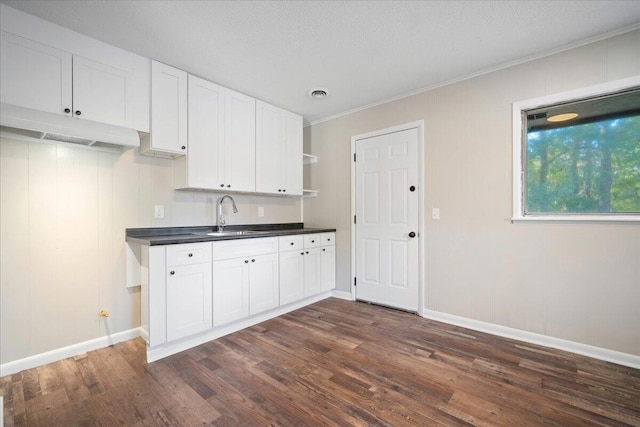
left=212, top=237, right=278, bottom=261
left=303, top=234, right=321, bottom=248
left=166, top=242, right=212, bottom=266
left=320, top=232, right=335, bottom=246
left=279, top=235, right=303, bottom=251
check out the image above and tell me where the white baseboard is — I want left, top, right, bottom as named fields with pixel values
left=422, top=309, right=640, bottom=369
left=0, top=328, right=143, bottom=377
left=331, top=289, right=355, bottom=300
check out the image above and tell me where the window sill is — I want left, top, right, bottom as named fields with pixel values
left=511, top=216, right=640, bottom=224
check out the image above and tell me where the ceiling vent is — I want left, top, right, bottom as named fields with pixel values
left=307, top=87, right=330, bottom=100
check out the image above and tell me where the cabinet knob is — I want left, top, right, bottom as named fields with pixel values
left=311, top=240, right=315, bottom=243
left=305, top=251, right=309, bottom=254
left=220, top=184, right=225, bottom=187
left=188, top=253, right=193, bottom=257
left=244, top=260, right=249, bottom=264
left=409, top=231, right=416, bottom=238
left=283, top=189, right=286, bottom=192
left=290, top=242, right=294, bottom=246
left=75, top=110, right=82, bottom=116
left=181, top=146, right=186, bottom=150
left=251, top=259, right=255, bottom=262
left=227, top=185, right=231, bottom=188
left=322, top=248, right=326, bottom=252
left=278, top=189, right=282, bottom=192
left=170, top=271, right=175, bottom=275
left=300, top=252, right=304, bottom=255
left=64, top=108, right=71, bottom=113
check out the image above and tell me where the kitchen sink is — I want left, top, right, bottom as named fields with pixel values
left=196, top=230, right=263, bottom=237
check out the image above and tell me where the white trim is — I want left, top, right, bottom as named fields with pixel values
left=350, top=121, right=426, bottom=312
left=512, top=76, right=640, bottom=222
left=331, top=289, right=355, bottom=301
left=307, top=24, right=640, bottom=127
left=0, top=327, right=143, bottom=377
left=147, top=292, right=333, bottom=362
left=422, top=309, right=640, bottom=369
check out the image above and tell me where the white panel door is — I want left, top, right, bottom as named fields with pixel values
left=0, top=31, right=72, bottom=116
left=355, top=128, right=419, bottom=311
left=166, top=263, right=212, bottom=342
left=151, top=61, right=188, bottom=154
left=187, top=75, right=225, bottom=189
left=283, top=112, right=303, bottom=195
left=224, top=88, right=255, bottom=192
left=279, top=250, right=304, bottom=305
left=303, top=248, right=321, bottom=297
left=320, top=245, right=336, bottom=292
left=213, top=258, right=249, bottom=326
left=255, top=100, right=284, bottom=194
left=249, top=253, right=279, bottom=315
left=72, top=55, right=133, bottom=127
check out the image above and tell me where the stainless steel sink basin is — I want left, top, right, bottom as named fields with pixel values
left=197, top=230, right=263, bottom=237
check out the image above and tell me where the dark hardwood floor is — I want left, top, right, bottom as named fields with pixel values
left=2, top=298, right=639, bottom=426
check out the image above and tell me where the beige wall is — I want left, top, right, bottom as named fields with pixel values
left=304, top=30, right=640, bottom=356
left=0, top=140, right=301, bottom=364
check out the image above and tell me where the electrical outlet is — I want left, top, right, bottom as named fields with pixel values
left=154, top=205, right=165, bottom=219
left=258, top=206, right=264, bottom=217
left=432, top=207, right=440, bottom=220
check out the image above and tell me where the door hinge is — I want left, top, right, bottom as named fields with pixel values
left=354, top=215, right=356, bottom=224
left=354, top=277, right=357, bottom=287
left=353, top=153, right=356, bottom=162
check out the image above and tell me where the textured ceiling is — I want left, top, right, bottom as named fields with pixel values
left=2, top=1, right=639, bottom=124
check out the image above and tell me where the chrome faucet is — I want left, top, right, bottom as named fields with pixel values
left=217, top=195, right=238, bottom=231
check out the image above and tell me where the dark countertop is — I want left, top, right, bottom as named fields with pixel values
left=126, top=223, right=336, bottom=246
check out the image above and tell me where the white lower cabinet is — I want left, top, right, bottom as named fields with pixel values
left=212, top=237, right=279, bottom=327
left=166, top=262, right=212, bottom=341
left=279, top=233, right=335, bottom=304
left=212, top=257, right=249, bottom=326
left=140, top=233, right=334, bottom=361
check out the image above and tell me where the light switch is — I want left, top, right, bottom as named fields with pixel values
left=154, top=205, right=165, bottom=219
left=258, top=206, right=264, bottom=217
left=432, top=207, right=440, bottom=220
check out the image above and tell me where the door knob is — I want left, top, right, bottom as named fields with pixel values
left=408, top=232, right=416, bottom=238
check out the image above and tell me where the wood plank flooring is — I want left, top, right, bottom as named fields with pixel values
left=2, top=298, right=639, bottom=426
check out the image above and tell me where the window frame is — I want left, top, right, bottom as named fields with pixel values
left=512, top=76, right=640, bottom=223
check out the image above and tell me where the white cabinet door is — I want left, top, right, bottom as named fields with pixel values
left=283, top=112, right=303, bottom=195
left=72, top=55, right=133, bottom=128
left=255, top=100, right=283, bottom=194
left=224, top=88, right=255, bottom=192
left=303, top=248, right=321, bottom=297
left=166, top=263, right=212, bottom=342
left=149, top=61, right=188, bottom=155
left=249, top=253, right=279, bottom=315
left=0, top=31, right=72, bottom=116
left=255, top=101, right=303, bottom=196
left=279, top=250, right=304, bottom=305
left=320, top=245, right=336, bottom=292
left=213, top=257, right=249, bottom=326
left=186, top=75, right=225, bottom=189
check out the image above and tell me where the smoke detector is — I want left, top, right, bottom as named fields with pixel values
left=307, top=87, right=330, bottom=100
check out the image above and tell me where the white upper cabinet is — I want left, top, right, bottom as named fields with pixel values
left=256, top=100, right=303, bottom=196
left=1, top=32, right=134, bottom=129
left=224, top=88, right=256, bottom=192
left=72, top=55, right=133, bottom=128
left=143, top=61, right=188, bottom=156
left=0, top=5, right=150, bottom=134
left=174, top=75, right=225, bottom=189
left=0, top=31, right=72, bottom=116
left=173, top=79, right=256, bottom=191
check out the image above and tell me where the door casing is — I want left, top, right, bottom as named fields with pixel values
left=350, top=120, right=425, bottom=314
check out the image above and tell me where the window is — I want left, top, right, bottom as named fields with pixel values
left=512, top=77, right=640, bottom=221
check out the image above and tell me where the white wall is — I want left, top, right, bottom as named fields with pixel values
left=304, top=30, right=640, bottom=356
left=0, top=139, right=301, bottom=365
